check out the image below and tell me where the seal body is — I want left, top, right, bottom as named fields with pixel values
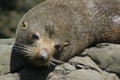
left=13, top=0, right=120, bottom=68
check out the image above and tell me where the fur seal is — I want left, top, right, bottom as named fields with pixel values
left=12, top=0, right=120, bottom=68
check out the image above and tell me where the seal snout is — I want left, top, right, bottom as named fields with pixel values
left=39, top=50, right=48, bottom=62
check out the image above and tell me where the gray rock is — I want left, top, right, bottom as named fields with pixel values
left=102, top=71, right=120, bottom=80
left=0, top=38, right=15, bottom=76
left=47, top=63, right=119, bottom=80
left=0, top=38, right=15, bottom=45
left=65, top=70, right=106, bottom=80
left=47, top=63, right=76, bottom=80
left=82, top=43, right=120, bottom=73
left=55, top=63, right=76, bottom=74
left=0, top=73, right=20, bottom=80
left=69, top=56, right=102, bottom=72
left=47, top=56, right=119, bottom=80
left=65, top=69, right=119, bottom=80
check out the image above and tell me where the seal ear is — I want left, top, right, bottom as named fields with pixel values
left=45, top=21, right=55, bottom=37
left=21, top=21, right=28, bottom=29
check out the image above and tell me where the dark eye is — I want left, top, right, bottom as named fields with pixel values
left=54, top=44, right=60, bottom=50
left=31, top=33, right=40, bottom=40
left=32, top=34, right=39, bottom=40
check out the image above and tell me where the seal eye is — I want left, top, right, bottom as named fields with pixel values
left=32, top=34, right=39, bottom=40
left=31, top=33, right=40, bottom=40
left=55, top=44, right=60, bottom=50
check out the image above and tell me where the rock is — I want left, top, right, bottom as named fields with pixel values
left=82, top=43, right=120, bottom=73
left=47, top=56, right=119, bottom=80
left=103, top=71, right=120, bottom=80
left=54, top=63, right=76, bottom=74
left=47, top=63, right=76, bottom=80
left=69, top=56, right=102, bottom=72
left=0, top=38, right=15, bottom=76
left=47, top=63, right=119, bottom=80
left=65, top=69, right=119, bottom=80
left=0, top=73, right=20, bottom=80
left=0, top=38, right=15, bottom=45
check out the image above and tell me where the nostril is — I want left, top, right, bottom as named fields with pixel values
left=39, top=50, right=48, bottom=61
left=39, top=55, right=46, bottom=61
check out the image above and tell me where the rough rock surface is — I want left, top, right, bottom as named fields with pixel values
left=0, top=38, right=15, bottom=76
left=82, top=43, right=120, bottom=73
left=0, top=38, right=120, bottom=80
left=47, top=57, right=119, bottom=80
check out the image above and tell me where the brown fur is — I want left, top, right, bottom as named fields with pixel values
left=12, top=0, right=120, bottom=68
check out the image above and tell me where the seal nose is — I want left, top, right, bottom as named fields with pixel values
left=39, top=50, right=48, bottom=61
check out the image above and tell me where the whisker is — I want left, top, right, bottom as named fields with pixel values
left=13, top=50, right=35, bottom=59
left=13, top=50, right=32, bottom=54
left=13, top=45, right=33, bottom=52
left=15, top=42, right=32, bottom=48
left=12, top=46, right=34, bottom=57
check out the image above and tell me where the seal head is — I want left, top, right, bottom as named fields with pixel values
left=13, top=23, right=56, bottom=66
left=13, top=20, right=68, bottom=67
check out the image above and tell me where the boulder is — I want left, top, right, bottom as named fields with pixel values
left=0, top=38, right=15, bottom=76
left=47, top=57, right=119, bottom=80
left=82, top=43, right=120, bottom=73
